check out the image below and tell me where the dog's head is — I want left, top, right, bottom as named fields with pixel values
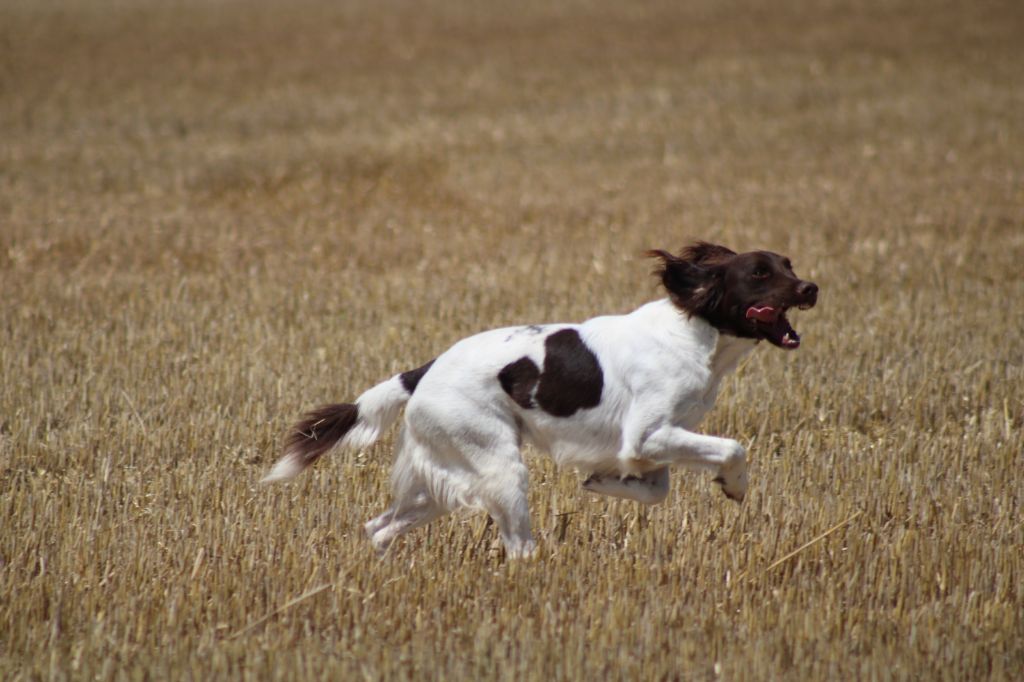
left=648, top=242, right=818, bottom=349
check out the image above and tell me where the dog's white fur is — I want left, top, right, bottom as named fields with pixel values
left=266, top=298, right=755, bottom=558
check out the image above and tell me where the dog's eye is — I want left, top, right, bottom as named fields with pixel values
left=751, top=267, right=770, bottom=279
left=783, top=259, right=793, bottom=271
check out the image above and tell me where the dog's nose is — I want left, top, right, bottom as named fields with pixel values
left=797, top=281, right=818, bottom=302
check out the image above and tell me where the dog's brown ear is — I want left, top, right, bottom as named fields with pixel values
left=679, top=241, right=736, bottom=265
left=646, top=249, right=722, bottom=316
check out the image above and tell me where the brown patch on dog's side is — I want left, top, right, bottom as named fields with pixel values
left=535, top=329, right=604, bottom=417
left=498, top=356, right=540, bottom=409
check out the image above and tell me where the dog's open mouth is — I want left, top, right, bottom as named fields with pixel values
left=746, top=304, right=805, bottom=349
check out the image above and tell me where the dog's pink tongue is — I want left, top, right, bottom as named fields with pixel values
left=746, top=305, right=778, bottom=323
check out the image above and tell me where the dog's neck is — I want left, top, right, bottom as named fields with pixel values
left=708, top=330, right=758, bottom=387
left=643, top=298, right=758, bottom=383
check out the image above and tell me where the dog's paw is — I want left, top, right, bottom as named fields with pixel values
left=712, top=441, right=748, bottom=503
left=504, top=538, right=538, bottom=560
left=713, top=475, right=746, bottom=503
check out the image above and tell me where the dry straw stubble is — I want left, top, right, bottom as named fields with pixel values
left=1, top=0, right=1022, bottom=679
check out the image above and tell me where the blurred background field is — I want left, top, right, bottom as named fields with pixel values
left=1, top=0, right=1021, bottom=679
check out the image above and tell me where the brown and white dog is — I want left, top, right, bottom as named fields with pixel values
left=263, top=242, right=818, bottom=557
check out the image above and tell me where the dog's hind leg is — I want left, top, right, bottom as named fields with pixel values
left=367, top=492, right=445, bottom=553
left=364, top=504, right=396, bottom=537
left=477, top=457, right=536, bottom=559
left=406, top=398, right=536, bottom=558
left=582, top=467, right=670, bottom=505
left=366, top=429, right=449, bottom=553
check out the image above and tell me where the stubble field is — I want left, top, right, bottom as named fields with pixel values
left=2, top=0, right=1022, bottom=679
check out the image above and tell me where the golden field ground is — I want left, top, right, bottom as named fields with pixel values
left=1, top=0, right=1022, bottom=678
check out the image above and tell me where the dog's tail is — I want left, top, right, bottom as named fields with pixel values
left=261, top=360, right=434, bottom=483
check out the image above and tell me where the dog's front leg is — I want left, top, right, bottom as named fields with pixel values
left=582, top=467, right=670, bottom=505
left=635, top=424, right=748, bottom=502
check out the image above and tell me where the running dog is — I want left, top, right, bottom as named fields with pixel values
left=263, top=242, right=819, bottom=557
